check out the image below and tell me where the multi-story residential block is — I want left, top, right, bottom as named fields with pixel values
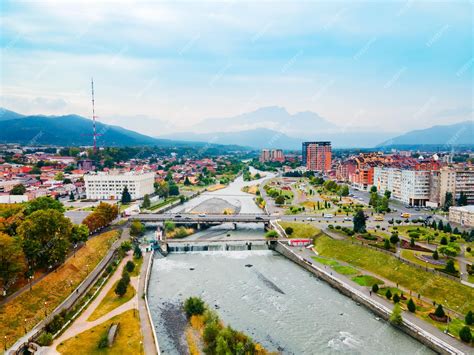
left=302, top=141, right=331, bottom=172
left=259, top=149, right=285, bottom=163
left=84, top=171, right=155, bottom=200
left=438, top=166, right=474, bottom=206
left=449, top=205, right=474, bottom=227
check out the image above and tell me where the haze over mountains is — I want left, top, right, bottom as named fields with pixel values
left=1, top=107, right=472, bottom=149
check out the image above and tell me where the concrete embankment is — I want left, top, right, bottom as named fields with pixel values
left=272, top=241, right=467, bottom=355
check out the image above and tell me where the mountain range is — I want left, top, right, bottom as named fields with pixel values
left=1, top=107, right=472, bottom=149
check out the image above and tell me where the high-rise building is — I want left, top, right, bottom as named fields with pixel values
left=259, top=149, right=271, bottom=163
left=303, top=141, right=331, bottom=172
left=259, top=149, right=284, bottom=163
left=438, top=166, right=474, bottom=206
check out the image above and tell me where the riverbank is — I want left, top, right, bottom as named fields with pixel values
left=272, top=241, right=471, bottom=354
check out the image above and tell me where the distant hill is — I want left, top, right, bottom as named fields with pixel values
left=161, top=128, right=301, bottom=150
left=0, top=108, right=243, bottom=149
left=378, top=121, right=474, bottom=147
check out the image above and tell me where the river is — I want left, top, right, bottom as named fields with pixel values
left=147, top=168, right=434, bottom=354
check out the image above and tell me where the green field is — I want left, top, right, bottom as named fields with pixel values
left=313, top=235, right=474, bottom=314
left=352, top=275, right=384, bottom=286
left=278, top=221, right=322, bottom=239
left=311, top=256, right=358, bottom=275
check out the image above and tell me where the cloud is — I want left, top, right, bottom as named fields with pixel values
left=1, top=95, right=69, bottom=114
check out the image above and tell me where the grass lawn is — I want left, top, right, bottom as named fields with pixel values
left=312, top=256, right=338, bottom=267
left=352, top=275, right=384, bottom=287
left=400, top=249, right=459, bottom=271
left=278, top=221, right=322, bottom=239
left=128, top=257, right=143, bottom=277
left=148, top=196, right=180, bottom=211
left=88, top=280, right=136, bottom=322
left=313, top=235, right=474, bottom=314
left=0, top=230, right=119, bottom=348
left=57, top=309, right=143, bottom=355
left=311, top=256, right=358, bottom=275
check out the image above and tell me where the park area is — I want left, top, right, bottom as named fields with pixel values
left=0, top=230, right=119, bottom=349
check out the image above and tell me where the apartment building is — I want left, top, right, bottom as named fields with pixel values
left=84, top=171, right=155, bottom=200
left=439, top=166, right=474, bottom=206
left=449, top=205, right=474, bottom=227
left=260, top=149, right=285, bottom=163
left=302, top=141, right=331, bottom=172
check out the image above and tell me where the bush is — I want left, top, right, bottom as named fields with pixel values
left=385, top=289, right=392, bottom=300
left=45, top=314, right=65, bottom=334
left=444, top=259, right=457, bottom=274
left=125, top=260, right=135, bottom=273
left=98, top=333, right=109, bottom=349
left=284, top=226, right=294, bottom=235
left=121, top=270, right=130, bottom=284
left=432, top=250, right=439, bottom=260
left=390, top=234, right=399, bottom=244
left=371, top=284, right=379, bottom=293
left=408, top=232, right=420, bottom=239
left=407, top=298, right=416, bottom=313
left=134, top=245, right=142, bottom=259
left=120, top=241, right=132, bottom=252
left=335, top=225, right=341, bottom=230
left=459, top=326, right=472, bottom=343
left=393, top=293, right=400, bottom=303
left=434, top=304, right=445, bottom=318
left=440, top=236, right=448, bottom=245
left=265, top=230, right=278, bottom=238
left=115, top=278, right=128, bottom=297
left=465, top=310, right=473, bottom=325
left=390, top=304, right=403, bottom=325
left=328, top=224, right=334, bottom=229
left=37, top=332, right=53, bottom=346
left=184, top=296, right=205, bottom=317
left=130, top=220, right=145, bottom=236
left=384, top=239, right=391, bottom=250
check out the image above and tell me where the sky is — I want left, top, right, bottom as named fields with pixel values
left=1, top=0, right=473, bottom=133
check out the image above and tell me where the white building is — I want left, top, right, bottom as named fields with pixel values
left=373, top=167, right=431, bottom=206
left=84, top=171, right=155, bottom=200
left=449, top=205, right=474, bottom=228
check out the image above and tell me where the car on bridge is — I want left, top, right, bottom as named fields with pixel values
left=198, top=214, right=206, bottom=217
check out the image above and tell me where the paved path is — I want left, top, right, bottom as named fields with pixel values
left=293, top=245, right=472, bottom=354
left=137, top=251, right=159, bottom=355
left=43, top=254, right=139, bottom=354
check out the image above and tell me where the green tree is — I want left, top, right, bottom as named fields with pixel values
left=54, top=172, right=64, bottom=181
left=184, top=296, right=205, bottom=317
left=70, top=224, right=89, bottom=244
left=459, top=326, right=472, bottom=343
left=133, top=244, right=142, bottom=259
left=142, top=194, right=151, bottom=209
left=265, top=230, right=278, bottom=238
left=370, top=186, right=377, bottom=193
left=432, top=249, right=439, bottom=260
left=390, top=303, right=403, bottom=325
left=444, top=223, right=452, bottom=233
left=353, top=209, right=367, bottom=233
left=339, top=185, right=349, bottom=197
left=114, top=278, right=128, bottom=297
left=457, top=191, right=468, bottom=206
left=284, top=226, right=294, bottom=235
left=121, top=186, right=132, bottom=204
left=25, top=196, right=64, bottom=215
left=18, top=209, right=73, bottom=270
left=125, top=260, right=135, bottom=273
left=69, top=191, right=75, bottom=201
left=0, top=232, right=25, bottom=290
left=407, top=298, right=416, bottom=313
left=393, top=293, right=400, bottom=303
left=438, top=220, right=444, bottom=231
left=431, top=220, right=437, bottom=230
left=390, top=233, right=399, bottom=244
left=384, top=238, right=391, bottom=250
left=465, top=310, right=473, bottom=326
left=444, top=259, right=457, bottom=274
left=275, top=195, right=285, bottom=205
left=443, top=192, right=453, bottom=211
left=184, top=176, right=192, bottom=186
left=440, top=236, right=448, bottom=245
left=385, top=289, right=392, bottom=299
left=130, top=220, right=145, bottom=237
left=10, top=184, right=26, bottom=195
left=384, top=190, right=391, bottom=199
left=371, top=284, right=379, bottom=293
left=434, top=304, right=445, bottom=318
left=169, top=183, right=180, bottom=196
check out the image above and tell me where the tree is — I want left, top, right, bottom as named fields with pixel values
left=125, top=260, right=135, bottom=273
left=443, top=192, right=453, bottom=211
left=432, top=249, right=439, bottom=260
left=390, top=303, right=403, bottom=325
left=69, top=191, right=75, bottom=201
left=184, top=296, right=205, bottom=317
left=70, top=224, right=89, bottom=244
left=10, top=184, right=26, bottom=195
left=385, top=289, right=392, bottom=299
left=275, top=195, right=285, bottom=205
left=121, top=186, right=132, bottom=204
left=184, top=176, right=192, bottom=186
left=18, top=209, right=73, bottom=270
left=353, top=209, right=367, bottom=233
left=384, top=238, right=391, bottom=250
left=142, top=194, right=151, bottom=209
left=370, top=186, right=377, bottom=193
left=25, top=196, right=64, bottom=216
left=371, top=284, right=379, bottom=293
left=0, top=232, right=25, bottom=290
left=393, top=293, right=400, bottom=303
left=265, top=230, right=278, bottom=238
left=431, top=220, right=437, bottom=230
left=459, top=326, right=472, bottom=343
left=407, top=298, right=416, bottom=313
left=438, top=220, right=444, bottom=231
left=457, top=191, right=468, bottom=206
left=284, top=226, right=293, bottom=235
left=390, top=233, right=399, bottom=244
left=444, top=259, right=457, bottom=274
left=465, top=310, right=473, bottom=326
left=54, top=172, right=64, bottom=181
left=434, top=304, right=445, bottom=318
left=133, top=245, right=142, bottom=259
left=120, top=241, right=132, bottom=253
left=130, top=220, right=145, bottom=237
left=114, top=278, right=128, bottom=297
left=440, top=236, right=448, bottom=245
left=384, top=190, right=391, bottom=199
left=339, top=185, right=349, bottom=197
left=154, top=181, right=170, bottom=198
left=169, top=183, right=180, bottom=196
left=444, top=223, right=452, bottom=233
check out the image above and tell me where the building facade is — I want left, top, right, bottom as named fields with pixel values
left=439, top=166, right=474, bottom=206
left=449, top=205, right=474, bottom=227
left=84, top=171, right=155, bottom=200
left=260, top=149, right=285, bottom=163
left=303, top=141, right=331, bottom=172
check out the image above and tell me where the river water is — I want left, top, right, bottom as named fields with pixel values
left=148, top=168, right=434, bottom=354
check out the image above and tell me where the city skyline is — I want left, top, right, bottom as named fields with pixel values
left=1, top=1, right=472, bottom=133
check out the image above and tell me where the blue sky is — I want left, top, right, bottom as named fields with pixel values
left=1, top=0, right=472, bottom=133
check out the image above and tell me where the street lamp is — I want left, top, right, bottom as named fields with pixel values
left=4, top=335, right=7, bottom=351
left=28, top=274, right=34, bottom=292
left=44, top=301, right=47, bottom=316
left=24, top=318, right=27, bottom=334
